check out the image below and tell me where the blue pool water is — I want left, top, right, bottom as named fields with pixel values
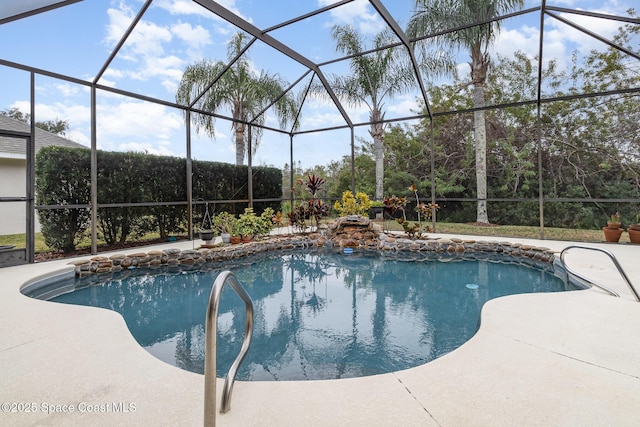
left=51, top=249, right=574, bottom=381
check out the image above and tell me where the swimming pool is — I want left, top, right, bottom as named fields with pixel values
left=46, top=248, right=578, bottom=381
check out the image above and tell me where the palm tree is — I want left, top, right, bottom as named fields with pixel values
left=322, top=25, right=416, bottom=201
left=176, top=32, right=298, bottom=165
left=408, top=0, right=524, bottom=223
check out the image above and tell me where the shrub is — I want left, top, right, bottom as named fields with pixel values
left=236, top=207, right=275, bottom=238
left=333, top=191, right=372, bottom=216
left=36, top=147, right=91, bottom=252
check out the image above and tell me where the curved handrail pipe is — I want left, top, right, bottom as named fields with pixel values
left=560, top=245, right=639, bottom=302
left=204, top=271, right=254, bottom=427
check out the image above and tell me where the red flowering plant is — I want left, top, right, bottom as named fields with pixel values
left=288, top=174, right=329, bottom=232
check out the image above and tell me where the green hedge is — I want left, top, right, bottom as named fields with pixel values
left=35, top=147, right=91, bottom=252
left=36, top=147, right=281, bottom=252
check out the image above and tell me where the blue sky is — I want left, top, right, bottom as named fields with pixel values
left=0, top=0, right=636, bottom=169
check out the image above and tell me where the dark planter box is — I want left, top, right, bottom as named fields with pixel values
left=369, top=206, right=384, bottom=220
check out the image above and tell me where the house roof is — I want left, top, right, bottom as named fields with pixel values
left=0, top=114, right=86, bottom=160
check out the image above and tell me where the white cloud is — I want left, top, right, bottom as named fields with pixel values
left=105, top=6, right=173, bottom=65
left=171, top=22, right=211, bottom=50
left=128, top=20, right=174, bottom=58
left=154, top=0, right=214, bottom=18
left=103, top=68, right=124, bottom=79
left=104, top=4, right=135, bottom=47
left=492, top=24, right=570, bottom=70
left=546, top=8, right=623, bottom=55
left=154, top=0, right=250, bottom=23
left=387, top=94, right=420, bottom=117
left=102, top=1, right=259, bottom=103
left=102, top=4, right=204, bottom=98
left=317, top=0, right=384, bottom=35
left=54, top=83, right=82, bottom=98
left=300, top=112, right=347, bottom=129
left=190, top=127, right=234, bottom=162
left=189, top=115, right=231, bottom=142
left=11, top=99, right=91, bottom=145
left=129, top=55, right=185, bottom=80
left=490, top=2, right=632, bottom=73
left=114, top=140, right=175, bottom=156
left=494, top=26, right=540, bottom=59
left=65, top=129, right=90, bottom=146
left=95, top=101, right=183, bottom=154
left=539, top=27, right=573, bottom=70
left=15, top=100, right=89, bottom=126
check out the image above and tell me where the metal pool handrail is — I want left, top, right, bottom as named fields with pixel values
left=559, top=245, right=639, bottom=302
left=204, top=271, right=254, bottom=427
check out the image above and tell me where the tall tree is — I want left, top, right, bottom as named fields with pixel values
left=408, top=0, right=524, bottom=223
left=322, top=25, right=415, bottom=200
left=176, top=32, right=298, bottom=165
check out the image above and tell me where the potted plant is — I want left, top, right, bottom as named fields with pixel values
left=627, top=214, right=640, bottom=244
left=257, top=207, right=276, bottom=238
left=198, top=228, right=216, bottom=242
left=213, top=211, right=236, bottom=244
left=197, top=201, right=216, bottom=242
left=603, top=212, right=623, bottom=243
left=607, top=212, right=621, bottom=229
left=236, top=208, right=257, bottom=242
left=236, top=207, right=274, bottom=242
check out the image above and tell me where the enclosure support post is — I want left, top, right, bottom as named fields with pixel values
left=26, top=73, right=35, bottom=263
left=350, top=127, right=355, bottom=195
left=430, top=119, right=436, bottom=232
left=247, top=125, right=253, bottom=208
left=535, top=1, right=547, bottom=240
left=186, top=111, right=193, bottom=241
left=90, top=86, right=98, bottom=254
left=290, top=133, right=294, bottom=208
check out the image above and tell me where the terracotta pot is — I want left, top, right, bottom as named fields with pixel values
left=241, top=234, right=253, bottom=243
left=607, top=221, right=621, bottom=229
left=230, top=236, right=241, bottom=244
left=602, top=226, right=623, bottom=243
left=628, top=227, right=640, bottom=244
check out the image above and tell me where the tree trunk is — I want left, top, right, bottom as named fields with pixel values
left=370, top=109, right=385, bottom=200
left=235, top=123, right=245, bottom=166
left=374, top=131, right=384, bottom=201
left=473, top=83, right=489, bottom=224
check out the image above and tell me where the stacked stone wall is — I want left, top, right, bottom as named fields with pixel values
left=69, top=216, right=557, bottom=279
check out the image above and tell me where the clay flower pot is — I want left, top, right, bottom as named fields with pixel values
left=603, top=226, right=623, bottom=243
left=628, top=226, right=640, bottom=244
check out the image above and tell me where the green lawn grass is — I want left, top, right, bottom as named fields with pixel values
left=0, top=233, right=50, bottom=252
left=369, top=219, right=628, bottom=243
left=0, top=232, right=176, bottom=254
left=434, top=222, right=625, bottom=242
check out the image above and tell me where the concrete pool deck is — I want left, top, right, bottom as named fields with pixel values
left=1, top=234, right=639, bottom=426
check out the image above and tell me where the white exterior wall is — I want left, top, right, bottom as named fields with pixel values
left=0, top=157, right=41, bottom=235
